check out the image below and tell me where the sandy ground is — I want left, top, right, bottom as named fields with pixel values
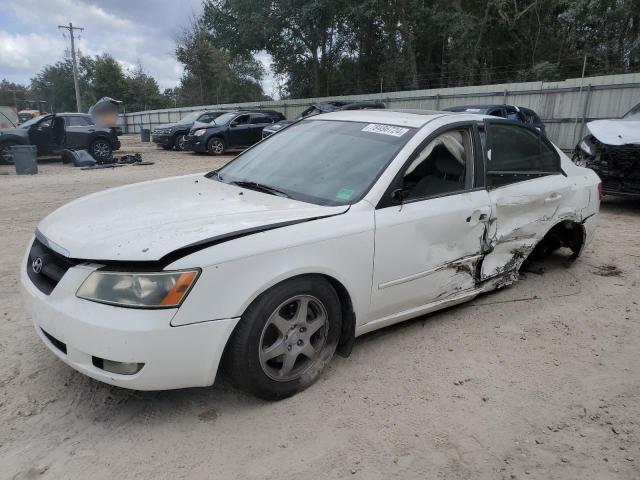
left=1, top=135, right=639, bottom=480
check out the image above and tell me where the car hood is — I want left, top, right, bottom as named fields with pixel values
left=587, top=119, right=640, bottom=146
left=154, top=123, right=179, bottom=130
left=0, top=127, right=28, bottom=136
left=37, top=174, right=348, bottom=262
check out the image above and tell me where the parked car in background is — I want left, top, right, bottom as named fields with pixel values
left=262, top=100, right=385, bottom=138
left=0, top=113, right=120, bottom=164
left=573, top=102, right=640, bottom=198
left=152, top=110, right=231, bottom=151
left=444, top=104, right=546, bottom=135
left=22, top=109, right=599, bottom=399
left=185, top=110, right=285, bottom=155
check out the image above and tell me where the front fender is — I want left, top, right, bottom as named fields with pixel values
left=169, top=204, right=375, bottom=327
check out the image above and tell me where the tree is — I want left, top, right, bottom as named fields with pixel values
left=174, top=17, right=267, bottom=105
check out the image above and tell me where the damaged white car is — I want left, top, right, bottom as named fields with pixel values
left=574, top=102, right=640, bottom=198
left=21, top=110, right=600, bottom=400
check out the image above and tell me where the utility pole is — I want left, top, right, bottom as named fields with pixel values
left=58, top=22, right=84, bottom=112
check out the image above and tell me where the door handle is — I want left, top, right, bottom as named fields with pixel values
left=544, top=193, right=562, bottom=203
left=88, top=129, right=95, bottom=132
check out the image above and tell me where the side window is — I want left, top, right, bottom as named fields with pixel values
left=65, top=116, right=90, bottom=126
left=486, top=123, right=560, bottom=188
left=488, top=108, right=506, bottom=118
left=233, top=114, right=250, bottom=125
left=402, top=128, right=473, bottom=200
left=250, top=114, right=271, bottom=124
left=505, top=106, right=519, bottom=121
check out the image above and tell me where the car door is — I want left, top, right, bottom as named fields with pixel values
left=369, top=124, right=492, bottom=322
left=228, top=114, right=252, bottom=147
left=479, top=119, right=572, bottom=280
left=63, top=115, right=93, bottom=148
left=249, top=114, right=272, bottom=143
left=28, top=115, right=55, bottom=155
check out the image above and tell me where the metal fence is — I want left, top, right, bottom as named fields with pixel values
left=123, top=72, right=640, bottom=150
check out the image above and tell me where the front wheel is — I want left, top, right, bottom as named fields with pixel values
left=206, top=137, right=225, bottom=156
left=225, top=276, right=342, bottom=400
left=174, top=134, right=187, bottom=151
left=89, top=138, right=113, bottom=163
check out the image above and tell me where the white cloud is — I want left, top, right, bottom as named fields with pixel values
left=0, top=31, right=67, bottom=78
left=0, top=0, right=276, bottom=99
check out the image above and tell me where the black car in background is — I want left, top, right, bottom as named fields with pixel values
left=184, top=110, right=285, bottom=155
left=0, top=113, right=120, bottom=164
left=443, top=104, right=546, bottom=135
left=152, top=110, right=231, bottom=151
left=262, top=100, right=386, bottom=138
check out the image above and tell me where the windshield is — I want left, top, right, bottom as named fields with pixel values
left=19, top=115, right=47, bottom=129
left=216, top=120, right=416, bottom=206
left=177, top=112, right=202, bottom=124
left=623, top=103, right=640, bottom=120
left=213, top=113, right=236, bottom=125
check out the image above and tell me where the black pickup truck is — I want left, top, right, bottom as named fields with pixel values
left=0, top=113, right=120, bottom=164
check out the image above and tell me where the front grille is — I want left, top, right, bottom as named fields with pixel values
left=27, top=237, right=79, bottom=295
left=41, top=328, right=67, bottom=354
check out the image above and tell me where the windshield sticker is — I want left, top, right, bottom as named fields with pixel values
left=362, top=123, right=409, bottom=137
left=336, top=188, right=354, bottom=200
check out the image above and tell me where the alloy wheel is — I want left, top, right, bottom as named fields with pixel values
left=176, top=135, right=187, bottom=151
left=92, top=140, right=111, bottom=161
left=258, top=295, right=329, bottom=382
left=208, top=138, right=224, bottom=155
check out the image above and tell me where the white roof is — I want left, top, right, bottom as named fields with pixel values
left=310, top=109, right=453, bottom=128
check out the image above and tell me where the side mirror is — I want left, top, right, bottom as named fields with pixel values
left=391, top=188, right=409, bottom=204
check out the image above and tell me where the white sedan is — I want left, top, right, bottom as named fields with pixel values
left=21, top=110, right=600, bottom=399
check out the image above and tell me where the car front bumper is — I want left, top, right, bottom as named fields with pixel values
left=152, top=134, right=173, bottom=147
left=20, top=252, right=239, bottom=391
left=183, top=135, right=207, bottom=152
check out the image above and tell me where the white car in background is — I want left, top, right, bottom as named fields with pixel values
left=21, top=110, right=600, bottom=400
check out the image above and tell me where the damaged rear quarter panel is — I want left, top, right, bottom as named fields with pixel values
left=480, top=173, right=582, bottom=282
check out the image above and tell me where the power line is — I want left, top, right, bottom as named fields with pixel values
left=58, top=22, right=84, bottom=112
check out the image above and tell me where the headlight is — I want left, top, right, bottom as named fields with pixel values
left=76, top=269, right=200, bottom=308
left=194, top=129, right=206, bottom=136
left=578, top=139, right=593, bottom=156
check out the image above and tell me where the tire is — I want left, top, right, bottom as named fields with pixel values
left=225, top=276, right=342, bottom=400
left=0, top=141, right=19, bottom=165
left=89, top=138, right=113, bottom=163
left=206, top=137, right=225, bottom=156
left=173, top=134, right=187, bottom=151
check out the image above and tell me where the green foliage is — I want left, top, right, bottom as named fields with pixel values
left=202, top=0, right=640, bottom=98
left=173, top=17, right=268, bottom=105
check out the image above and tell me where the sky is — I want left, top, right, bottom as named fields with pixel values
left=0, top=0, right=277, bottom=97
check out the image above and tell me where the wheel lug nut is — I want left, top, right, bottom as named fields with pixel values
left=297, top=340, right=303, bottom=346
left=287, top=345, right=292, bottom=351
left=299, top=327, right=306, bottom=332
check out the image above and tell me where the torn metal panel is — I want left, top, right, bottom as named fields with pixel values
left=479, top=174, right=575, bottom=282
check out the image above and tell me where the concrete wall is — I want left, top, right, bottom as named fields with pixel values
left=123, top=72, right=640, bottom=150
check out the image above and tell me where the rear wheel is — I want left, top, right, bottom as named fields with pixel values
left=89, top=138, right=113, bottom=163
left=0, top=141, right=19, bottom=165
left=225, top=276, right=342, bottom=400
left=207, top=137, right=225, bottom=156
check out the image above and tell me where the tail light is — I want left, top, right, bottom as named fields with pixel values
left=597, top=182, right=603, bottom=201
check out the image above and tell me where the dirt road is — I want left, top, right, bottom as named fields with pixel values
left=1, top=137, right=639, bottom=479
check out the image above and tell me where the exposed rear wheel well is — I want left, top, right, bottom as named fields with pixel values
left=527, top=219, right=585, bottom=262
